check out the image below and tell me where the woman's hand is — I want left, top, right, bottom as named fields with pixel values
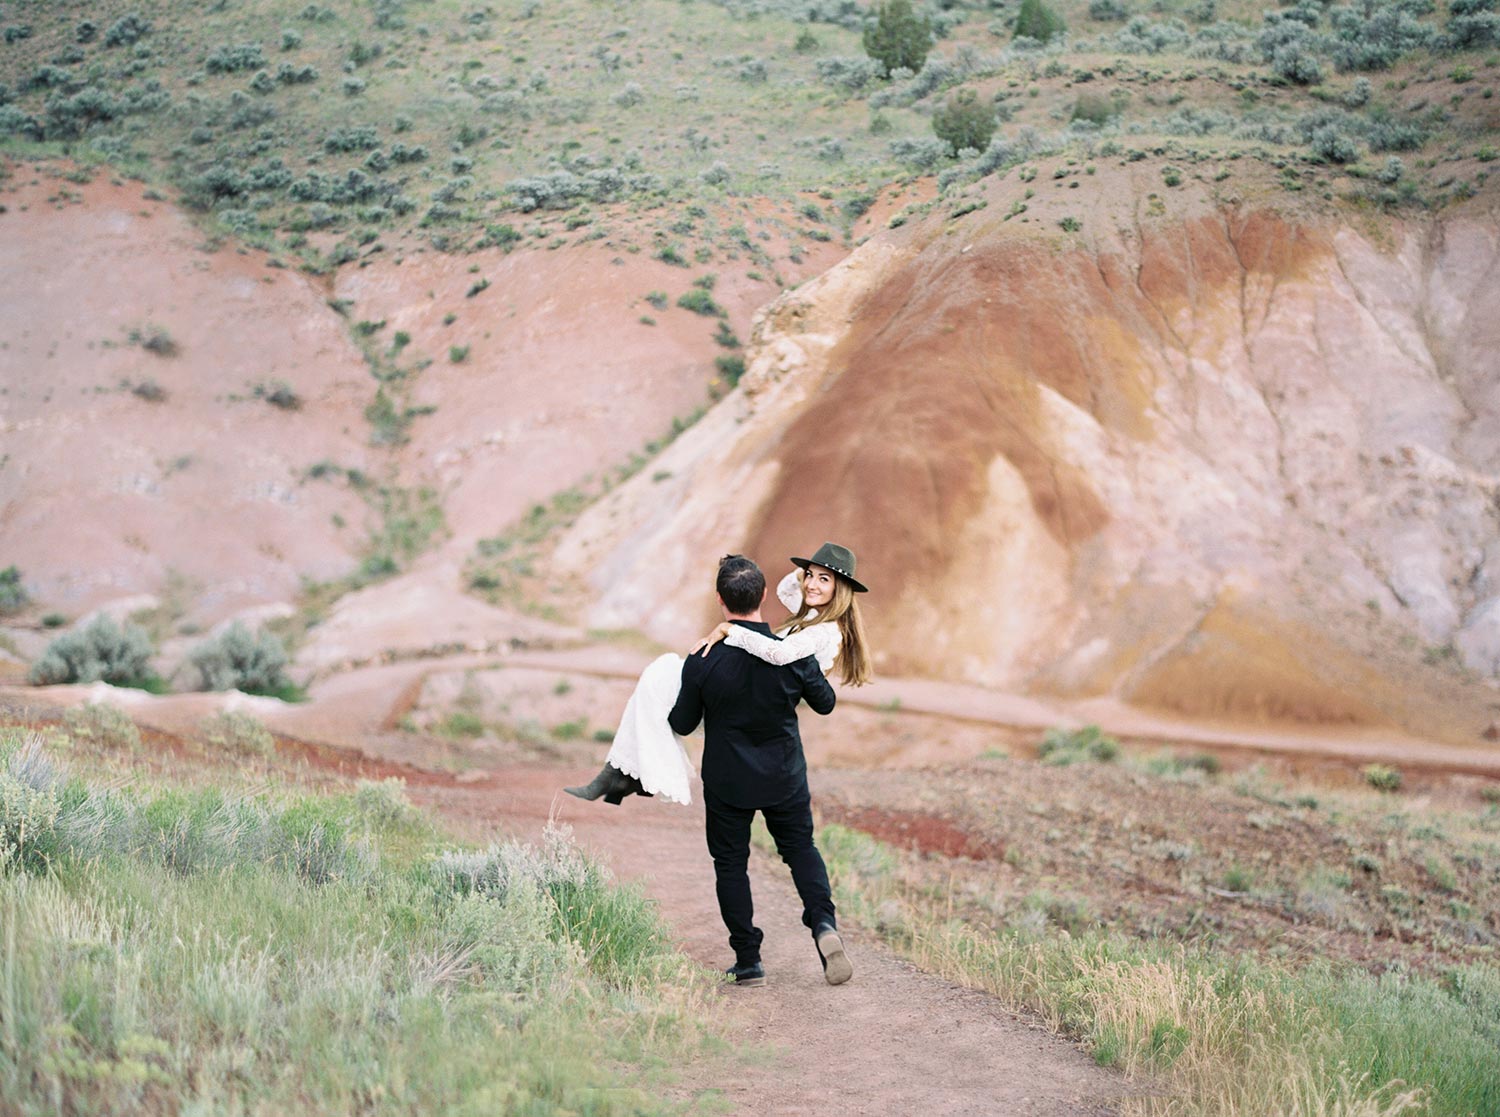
left=692, top=622, right=733, bottom=657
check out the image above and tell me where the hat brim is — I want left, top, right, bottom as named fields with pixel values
left=791, top=556, right=868, bottom=594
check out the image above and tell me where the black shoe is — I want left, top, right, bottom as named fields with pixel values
left=564, top=764, right=653, bottom=805
left=814, top=922, right=852, bottom=986
left=725, top=960, right=766, bottom=987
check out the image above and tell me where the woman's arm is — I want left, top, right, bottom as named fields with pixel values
left=776, top=568, right=805, bottom=615
left=723, top=621, right=838, bottom=672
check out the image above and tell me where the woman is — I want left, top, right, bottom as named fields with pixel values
left=565, top=542, right=871, bottom=806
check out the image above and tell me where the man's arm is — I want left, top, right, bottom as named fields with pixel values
left=796, top=657, right=836, bottom=716
left=667, top=655, right=705, bottom=735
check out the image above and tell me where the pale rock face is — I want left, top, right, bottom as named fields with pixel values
left=1456, top=597, right=1500, bottom=675
left=553, top=208, right=1500, bottom=729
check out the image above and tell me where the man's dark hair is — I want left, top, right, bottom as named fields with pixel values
left=716, top=554, right=765, bottom=616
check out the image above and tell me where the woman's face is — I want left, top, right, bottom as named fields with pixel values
left=802, top=564, right=837, bottom=608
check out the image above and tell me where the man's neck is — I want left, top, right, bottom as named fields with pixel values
left=725, top=612, right=763, bottom=625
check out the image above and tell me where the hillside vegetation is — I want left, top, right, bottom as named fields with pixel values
left=0, top=0, right=1495, bottom=275
left=0, top=714, right=723, bottom=1115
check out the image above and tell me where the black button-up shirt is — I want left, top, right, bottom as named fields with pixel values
left=667, top=620, right=836, bottom=808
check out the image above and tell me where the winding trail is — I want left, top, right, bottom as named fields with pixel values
left=425, top=763, right=1136, bottom=1116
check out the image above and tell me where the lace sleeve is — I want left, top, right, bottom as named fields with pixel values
left=723, top=622, right=839, bottom=673
left=776, top=569, right=805, bottom=615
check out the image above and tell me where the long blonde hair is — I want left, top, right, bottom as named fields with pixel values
left=779, top=572, right=872, bottom=687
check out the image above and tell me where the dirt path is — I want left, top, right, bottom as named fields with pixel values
left=424, top=763, right=1135, bottom=1116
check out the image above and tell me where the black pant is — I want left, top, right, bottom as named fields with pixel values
left=703, top=783, right=836, bottom=965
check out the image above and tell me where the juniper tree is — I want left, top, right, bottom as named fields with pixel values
left=933, top=90, right=997, bottom=154
left=863, top=0, right=933, bottom=76
left=1014, top=0, right=1068, bottom=43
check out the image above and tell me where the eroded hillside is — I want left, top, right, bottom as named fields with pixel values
left=556, top=174, right=1500, bottom=743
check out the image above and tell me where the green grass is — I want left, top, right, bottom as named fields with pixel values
left=819, top=822, right=1500, bottom=1117
left=0, top=728, right=724, bottom=1115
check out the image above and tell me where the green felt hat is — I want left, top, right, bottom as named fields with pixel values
left=791, top=542, right=868, bottom=593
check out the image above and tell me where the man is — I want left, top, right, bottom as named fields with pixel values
left=668, top=554, right=853, bottom=988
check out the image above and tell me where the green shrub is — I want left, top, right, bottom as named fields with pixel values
left=0, top=737, right=62, bottom=872
left=1071, top=92, right=1119, bottom=125
left=449, top=344, right=469, bottom=363
left=187, top=623, right=291, bottom=695
left=932, top=89, right=997, bottom=154
left=715, top=354, right=747, bottom=386
left=1309, top=124, right=1361, bottom=163
left=63, top=704, right=142, bottom=750
left=250, top=379, right=298, bottom=409
left=863, top=0, right=933, bottom=75
left=353, top=777, right=415, bottom=824
left=1362, top=763, right=1402, bottom=792
left=676, top=288, right=724, bottom=317
left=129, top=323, right=177, bottom=356
left=30, top=616, right=155, bottom=687
left=103, top=13, right=151, bottom=48
left=200, top=710, right=274, bottom=756
left=1038, top=725, right=1120, bottom=765
left=0, top=566, right=28, bottom=615
left=438, top=711, right=484, bottom=738
left=205, top=42, right=265, bottom=74
left=1015, top=0, right=1068, bottom=43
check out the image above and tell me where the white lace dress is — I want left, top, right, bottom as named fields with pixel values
left=602, top=571, right=838, bottom=806
left=603, top=651, right=696, bottom=804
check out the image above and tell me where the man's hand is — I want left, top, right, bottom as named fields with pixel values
left=692, top=622, right=733, bottom=657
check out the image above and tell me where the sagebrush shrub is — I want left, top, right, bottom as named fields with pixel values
left=188, top=623, right=291, bottom=694
left=353, top=778, right=414, bottom=824
left=63, top=704, right=142, bottom=749
left=816, top=55, right=882, bottom=92
left=200, top=710, right=274, bottom=756
left=0, top=737, right=62, bottom=872
left=103, top=13, right=151, bottom=48
left=205, top=42, right=266, bottom=74
left=30, top=616, right=154, bottom=687
left=1328, top=0, right=1435, bottom=70
left=888, top=135, right=951, bottom=169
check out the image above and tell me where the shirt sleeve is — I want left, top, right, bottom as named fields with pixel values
left=723, top=621, right=839, bottom=673
left=799, top=659, right=837, bottom=715
left=667, top=656, right=704, bottom=736
left=776, top=568, right=805, bottom=614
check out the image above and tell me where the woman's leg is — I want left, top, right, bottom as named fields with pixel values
left=599, top=652, right=694, bottom=804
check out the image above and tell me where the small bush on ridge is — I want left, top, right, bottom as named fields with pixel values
left=200, top=710, right=275, bottom=756
left=30, top=616, right=155, bottom=687
left=1038, top=724, right=1120, bottom=765
left=188, top=623, right=291, bottom=695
